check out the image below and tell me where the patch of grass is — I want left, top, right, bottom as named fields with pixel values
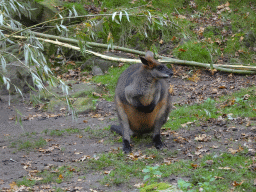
left=165, top=97, right=219, bottom=130
left=49, top=129, right=65, bottom=136
left=165, top=86, right=256, bottom=130
left=34, top=137, right=47, bottom=148
left=187, top=153, right=255, bottom=191
left=84, top=126, right=110, bottom=139
left=92, top=64, right=129, bottom=101
left=16, top=177, right=36, bottom=187
left=172, top=41, right=212, bottom=63
left=38, top=166, right=75, bottom=184
left=65, top=128, right=80, bottom=134
left=48, top=128, right=81, bottom=136
left=17, top=137, right=47, bottom=151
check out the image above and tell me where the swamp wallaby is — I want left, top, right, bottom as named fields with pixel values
left=111, top=51, right=173, bottom=153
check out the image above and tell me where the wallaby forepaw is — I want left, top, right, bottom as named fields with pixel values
left=153, top=134, right=163, bottom=149
left=123, top=139, right=131, bottom=153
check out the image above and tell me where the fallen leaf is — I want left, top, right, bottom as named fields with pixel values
left=159, top=39, right=163, bottom=44
left=58, top=174, right=63, bottom=179
left=191, top=163, right=199, bottom=169
left=83, top=120, right=88, bottom=123
left=171, top=36, right=177, bottom=41
left=214, top=176, right=224, bottom=180
left=169, top=84, right=174, bottom=94
left=178, top=15, right=186, bottom=19
left=228, top=148, right=238, bottom=154
left=218, top=166, right=231, bottom=170
left=178, top=48, right=187, bottom=52
left=9, top=181, right=18, bottom=190
left=218, top=85, right=226, bottom=89
left=225, top=1, right=230, bottom=7
left=134, top=183, right=144, bottom=188
left=104, top=170, right=111, bottom=175
left=232, top=181, right=243, bottom=187
left=195, top=134, right=211, bottom=142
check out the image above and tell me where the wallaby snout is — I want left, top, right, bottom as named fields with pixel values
left=111, top=51, right=172, bottom=153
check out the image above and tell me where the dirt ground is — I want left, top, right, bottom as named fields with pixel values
left=0, top=66, right=255, bottom=191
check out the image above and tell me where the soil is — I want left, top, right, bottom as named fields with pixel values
left=0, top=67, right=256, bottom=192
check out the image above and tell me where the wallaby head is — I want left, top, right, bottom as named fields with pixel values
left=139, top=51, right=173, bottom=79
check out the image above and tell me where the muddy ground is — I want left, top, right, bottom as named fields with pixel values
left=0, top=66, right=255, bottom=191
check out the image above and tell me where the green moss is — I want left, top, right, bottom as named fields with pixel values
left=173, top=41, right=212, bottom=63
left=140, top=182, right=171, bottom=192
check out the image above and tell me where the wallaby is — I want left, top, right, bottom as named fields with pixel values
left=111, top=51, right=173, bottom=153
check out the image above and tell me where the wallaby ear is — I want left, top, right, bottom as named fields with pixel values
left=140, top=56, right=149, bottom=66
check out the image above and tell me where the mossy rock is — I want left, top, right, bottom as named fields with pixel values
left=72, top=98, right=95, bottom=114
left=47, top=99, right=67, bottom=113
left=69, top=83, right=100, bottom=98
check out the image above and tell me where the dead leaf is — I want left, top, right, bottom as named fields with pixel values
left=171, top=36, right=177, bottom=41
left=164, top=158, right=172, bottom=165
left=214, top=176, right=224, bottom=180
left=232, top=181, right=243, bottom=187
left=181, top=121, right=194, bottom=128
left=191, top=163, right=199, bottom=169
left=195, top=134, right=211, bottom=142
left=211, top=88, right=218, bottom=94
left=134, top=183, right=144, bottom=188
left=0, top=179, right=4, bottom=184
left=228, top=148, right=238, bottom=154
left=77, top=155, right=91, bottom=162
left=92, top=92, right=102, bottom=97
left=218, top=85, right=226, bottom=89
left=9, top=181, right=18, bottom=190
left=178, top=48, right=187, bottom=52
left=218, top=166, right=231, bottom=170
left=104, top=170, right=111, bottom=175
left=159, top=39, right=163, bottom=44
left=169, top=84, right=174, bottom=94
left=178, top=15, right=186, bottom=19
left=225, top=1, right=230, bottom=7
left=83, top=120, right=88, bottom=123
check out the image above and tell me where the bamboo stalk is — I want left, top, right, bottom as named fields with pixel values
left=3, top=26, right=256, bottom=74
left=7, top=35, right=256, bottom=75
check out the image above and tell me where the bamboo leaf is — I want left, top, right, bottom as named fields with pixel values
left=112, top=12, right=117, bottom=21
left=119, top=11, right=122, bottom=22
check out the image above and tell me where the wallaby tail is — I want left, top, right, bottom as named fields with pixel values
left=110, top=125, right=123, bottom=136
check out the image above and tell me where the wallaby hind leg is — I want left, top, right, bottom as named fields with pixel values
left=115, top=98, right=133, bottom=153
left=153, top=101, right=171, bottom=149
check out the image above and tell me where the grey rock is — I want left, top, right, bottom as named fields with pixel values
left=92, top=66, right=104, bottom=76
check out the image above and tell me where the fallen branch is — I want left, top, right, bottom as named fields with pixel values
left=3, top=26, right=256, bottom=75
